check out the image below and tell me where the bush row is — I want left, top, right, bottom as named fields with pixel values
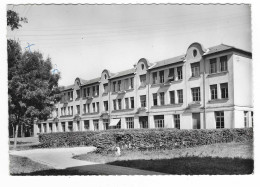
left=38, top=128, right=253, bottom=151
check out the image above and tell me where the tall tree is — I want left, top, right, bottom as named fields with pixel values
left=7, top=10, right=62, bottom=148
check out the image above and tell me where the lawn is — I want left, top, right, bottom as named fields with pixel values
left=74, top=141, right=254, bottom=175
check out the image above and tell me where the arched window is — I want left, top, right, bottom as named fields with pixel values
left=193, top=49, right=197, bottom=57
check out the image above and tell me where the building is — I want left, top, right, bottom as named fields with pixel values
left=33, top=42, right=253, bottom=136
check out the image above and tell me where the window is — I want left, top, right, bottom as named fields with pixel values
left=104, top=101, right=108, bottom=111
left=191, top=62, right=200, bottom=77
left=76, top=105, right=80, bottom=114
left=113, top=82, right=116, bottom=92
left=177, top=90, right=183, bottom=103
left=130, top=77, right=134, bottom=89
left=71, top=106, right=73, bottom=115
left=141, top=64, right=144, bottom=70
left=140, top=95, right=146, bottom=107
left=140, top=75, right=146, bottom=87
left=76, top=90, right=80, bottom=99
left=87, top=104, right=90, bottom=113
left=251, top=112, right=254, bottom=127
left=177, top=66, right=183, bottom=80
left=93, top=86, right=96, bottom=96
left=103, top=83, right=108, bottom=94
left=154, top=115, right=164, bottom=128
left=220, top=56, right=228, bottom=72
left=68, top=122, right=73, bottom=132
left=125, top=98, right=129, bottom=109
left=118, top=99, right=122, bottom=110
left=130, top=97, right=134, bottom=108
left=126, top=117, right=134, bottom=129
left=84, top=120, right=89, bottom=130
left=124, top=79, right=129, bottom=90
left=193, top=49, right=197, bottom=57
left=210, top=84, right=218, bottom=100
left=49, top=123, right=52, bottom=133
left=93, top=120, right=99, bottom=131
left=103, top=119, right=109, bottom=130
left=215, top=111, right=224, bottom=129
left=153, top=93, right=157, bottom=106
left=118, top=80, right=121, bottom=91
left=61, top=122, right=65, bottom=132
left=174, top=115, right=180, bottom=129
left=83, top=88, right=86, bottom=97
left=68, top=91, right=73, bottom=100
left=210, top=58, right=217, bottom=74
left=159, top=70, right=164, bottom=83
left=170, top=91, right=175, bottom=104
left=220, top=83, right=228, bottom=99
left=168, top=68, right=175, bottom=80
left=116, top=120, right=121, bottom=129
left=104, top=74, right=107, bottom=79
left=113, top=100, right=117, bottom=110
left=152, top=72, right=157, bottom=84
left=191, top=87, right=201, bottom=101
left=87, top=88, right=90, bottom=96
left=96, top=85, right=99, bottom=96
left=83, top=104, right=86, bottom=114
left=244, top=111, right=248, bottom=128
left=92, top=103, right=96, bottom=113
left=160, top=92, right=165, bottom=105
left=96, top=102, right=99, bottom=113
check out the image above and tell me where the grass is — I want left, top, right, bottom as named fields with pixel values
left=9, top=155, right=53, bottom=175
left=74, top=141, right=254, bottom=175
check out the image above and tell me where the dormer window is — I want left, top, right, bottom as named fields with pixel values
left=141, top=64, right=144, bottom=70
left=104, top=74, right=107, bottom=79
left=193, top=49, right=197, bottom=57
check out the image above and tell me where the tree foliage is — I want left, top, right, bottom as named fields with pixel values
left=7, top=10, right=27, bottom=30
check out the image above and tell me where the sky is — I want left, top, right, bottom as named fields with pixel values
left=7, top=4, right=251, bottom=86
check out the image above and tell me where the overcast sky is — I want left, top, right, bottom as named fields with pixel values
left=7, top=4, right=251, bottom=86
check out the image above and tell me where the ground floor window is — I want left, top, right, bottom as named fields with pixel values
left=55, top=123, right=58, bottom=132
left=38, top=124, right=41, bottom=133
left=126, top=117, right=134, bottom=129
left=43, top=123, right=47, bottom=133
left=68, top=121, right=73, bottom=132
left=139, top=116, right=148, bottom=128
left=61, top=122, right=65, bottom=132
left=251, top=112, right=254, bottom=127
left=154, top=115, right=164, bottom=128
left=77, top=121, right=80, bottom=131
left=244, top=111, right=249, bottom=128
left=93, top=120, right=99, bottom=131
left=103, top=119, right=109, bottom=130
left=84, top=120, right=89, bottom=130
left=173, top=114, right=180, bottom=129
left=116, top=120, right=121, bottom=129
left=215, top=111, right=224, bottom=129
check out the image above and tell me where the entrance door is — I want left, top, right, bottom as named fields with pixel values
left=139, top=116, right=148, bottom=128
left=192, top=113, right=200, bottom=129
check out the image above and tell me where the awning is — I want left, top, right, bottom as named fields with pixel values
left=109, top=118, right=120, bottom=127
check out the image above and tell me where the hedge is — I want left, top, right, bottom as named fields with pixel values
left=38, top=128, right=253, bottom=151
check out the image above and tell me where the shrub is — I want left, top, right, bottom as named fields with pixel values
left=38, top=128, right=253, bottom=151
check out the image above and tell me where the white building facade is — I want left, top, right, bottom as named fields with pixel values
left=33, top=42, right=253, bottom=136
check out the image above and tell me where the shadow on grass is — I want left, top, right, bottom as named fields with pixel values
left=107, top=156, right=254, bottom=175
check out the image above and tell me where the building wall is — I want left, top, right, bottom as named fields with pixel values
left=34, top=43, right=253, bottom=136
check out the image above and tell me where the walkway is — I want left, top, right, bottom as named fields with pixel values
left=9, top=147, right=165, bottom=175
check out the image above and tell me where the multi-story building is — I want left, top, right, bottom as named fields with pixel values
left=33, top=42, right=253, bottom=136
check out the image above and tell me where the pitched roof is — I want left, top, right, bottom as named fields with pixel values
left=149, top=55, right=185, bottom=70
left=109, top=68, right=135, bottom=79
left=61, top=84, right=74, bottom=91
left=82, top=77, right=100, bottom=86
left=204, top=44, right=251, bottom=56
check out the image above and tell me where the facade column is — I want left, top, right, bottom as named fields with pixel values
left=248, top=111, right=252, bottom=128
left=57, top=122, right=62, bottom=132
left=121, top=117, right=126, bottom=129
left=80, top=120, right=84, bottom=131
left=89, top=119, right=94, bottom=131
left=33, top=121, right=38, bottom=137
left=134, top=116, right=139, bottom=129
left=165, top=114, right=173, bottom=128
left=73, top=121, right=77, bottom=131
left=149, top=115, right=155, bottom=128
left=65, top=121, right=69, bottom=132
left=98, top=119, right=103, bottom=130
left=41, top=123, right=44, bottom=133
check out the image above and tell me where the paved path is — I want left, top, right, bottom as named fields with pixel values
left=9, top=147, right=165, bottom=175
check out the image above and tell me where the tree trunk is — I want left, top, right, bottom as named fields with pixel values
left=14, top=124, right=19, bottom=149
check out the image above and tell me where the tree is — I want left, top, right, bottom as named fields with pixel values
left=7, top=10, right=27, bottom=30
left=8, top=10, right=62, bottom=148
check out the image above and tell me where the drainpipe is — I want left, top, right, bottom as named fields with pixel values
left=203, top=59, right=206, bottom=129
